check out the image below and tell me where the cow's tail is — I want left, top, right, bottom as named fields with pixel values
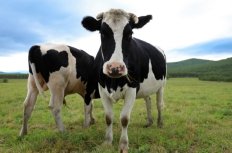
left=28, top=45, right=45, bottom=97
left=30, top=62, right=44, bottom=96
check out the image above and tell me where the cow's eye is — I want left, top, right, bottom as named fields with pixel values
left=101, top=32, right=108, bottom=39
left=101, top=33, right=105, bottom=38
left=126, top=32, right=133, bottom=40
left=128, top=34, right=132, bottom=39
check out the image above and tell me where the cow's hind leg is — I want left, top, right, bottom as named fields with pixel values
left=144, top=96, right=153, bottom=127
left=19, top=77, right=38, bottom=136
left=83, top=101, right=95, bottom=128
left=48, top=85, right=65, bottom=132
left=157, top=87, right=164, bottom=128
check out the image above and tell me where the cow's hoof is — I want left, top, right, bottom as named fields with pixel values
left=58, top=127, right=66, bottom=133
left=119, top=139, right=128, bottom=153
left=120, top=149, right=128, bottom=153
left=90, top=117, right=96, bottom=125
left=144, top=121, right=153, bottom=128
left=83, top=117, right=96, bottom=128
left=102, top=141, right=112, bottom=146
left=83, top=124, right=89, bottom=128
left=83, top=121, right=90, bottom=128
left=19, top=128, right=27, bottom=137
left=157, top=122, right=163, bottom=128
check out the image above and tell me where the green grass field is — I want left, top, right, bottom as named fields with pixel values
left=0, top=78, right=231, bottom=153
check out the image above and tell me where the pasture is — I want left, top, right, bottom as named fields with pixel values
left=0, top=78, right=231, bottom=153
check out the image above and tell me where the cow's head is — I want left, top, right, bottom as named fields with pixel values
left=82, top=9, right=152, bottom=78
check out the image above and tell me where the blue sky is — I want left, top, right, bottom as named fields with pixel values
left=0, top=0, right=232, bottom=72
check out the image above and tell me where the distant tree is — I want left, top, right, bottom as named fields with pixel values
left=1, top=78, right=8, bottom=83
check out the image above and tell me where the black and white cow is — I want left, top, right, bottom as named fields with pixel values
left=19, top=44, right=99, bottom=136
left=82, top=9, right=166, bottom=152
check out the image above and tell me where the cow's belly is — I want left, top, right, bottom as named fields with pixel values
left=137, top=77, right=165, bottom=98
left=65, top=75, right=86, bottom=97
left=47, top=66, right=86, bottom=97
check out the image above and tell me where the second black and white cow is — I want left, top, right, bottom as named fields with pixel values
left=19, top=44, right=99, bottom=136
left=82, top=9, right=166, bottom=152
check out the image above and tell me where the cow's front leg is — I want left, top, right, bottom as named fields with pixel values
left=99, top=86, right=114, bottom=145
left=119, top=88, right=136, bottom=153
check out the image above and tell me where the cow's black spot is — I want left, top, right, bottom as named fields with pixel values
left=100, top=23, right=115, bottom=62
left=28, top=46, right=68, bottom=82
left=106, top=115, right=112, bottom=126
left=121, top=116, right=128, bottom=128
left=43, top=50, right=68, bottom=73
left=42, top=50, right=69, bottom=82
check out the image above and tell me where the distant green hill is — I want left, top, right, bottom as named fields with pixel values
left=168, top=57, right=232, bottom=82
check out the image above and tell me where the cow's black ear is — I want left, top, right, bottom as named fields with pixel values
left=131, top=15, right=152, bottom=29
left=82, top=16, right=101, bottom=31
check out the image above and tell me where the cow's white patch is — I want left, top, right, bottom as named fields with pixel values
left=40, top=43, right=69, bottom=55
left=137, top=60, right=166, bottom=98
left=99, top=83, right=128, bottom=102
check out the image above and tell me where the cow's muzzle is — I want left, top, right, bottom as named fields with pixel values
left=104, top=62, right=127, bottom=78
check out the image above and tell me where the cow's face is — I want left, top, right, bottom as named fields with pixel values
left=82, top=9, right=152, bottom=78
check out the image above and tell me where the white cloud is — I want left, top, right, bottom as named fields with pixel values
left=50, top=33, right=101, bottom=57
left=0, top=52, right=28, bottom=73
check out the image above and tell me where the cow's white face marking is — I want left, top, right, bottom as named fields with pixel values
left=101, top=12, right=129, bottom=77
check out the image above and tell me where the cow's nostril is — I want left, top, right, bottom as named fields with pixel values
left=120, top=65, right=124, bottom=71
left=107, top=64, right=112, bottom=70
left=111, top=67, right=119, bottom=75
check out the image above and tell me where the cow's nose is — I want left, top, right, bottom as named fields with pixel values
left=111, top=67, right=119, bottom=75
left=107, top=62, right=125, bottom=78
